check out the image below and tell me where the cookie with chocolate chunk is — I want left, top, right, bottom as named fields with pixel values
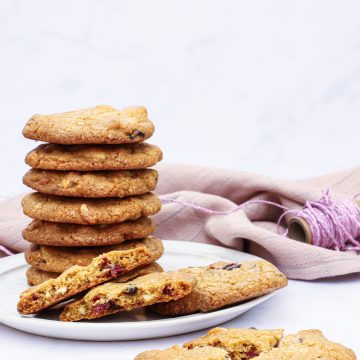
left=26, top=262, right=164, bottom=286
left=25, top=143, right=162, bottom=171
left=152, top=260, right=287, bottom=315
left=184, top=327, right=283, bottom=359
left=23, top=105, right=154, bottom=144
left=23, top=169, right=158, bottom=198
left=25, top=237, right=164, bottom=273
left=23, top=217, right=155, bottom=247
left=22, top=192, right=161, bottom=224
left=60, top=271, right=196, bottom=321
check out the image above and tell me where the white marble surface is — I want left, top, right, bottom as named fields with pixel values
left=1, top=0, right=360, bottom=196
left=0, top=0, right=359, bottom=358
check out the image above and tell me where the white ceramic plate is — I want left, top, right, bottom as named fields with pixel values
left=0, top=240, right=281, bottom=341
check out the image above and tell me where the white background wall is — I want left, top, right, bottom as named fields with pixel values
left=1, top=0, right=360, bottom=196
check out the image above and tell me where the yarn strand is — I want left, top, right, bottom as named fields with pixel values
left=160, top=189, right=360, bottom=251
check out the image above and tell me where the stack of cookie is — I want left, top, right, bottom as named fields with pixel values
left=21, top=105, right=163, bottom=287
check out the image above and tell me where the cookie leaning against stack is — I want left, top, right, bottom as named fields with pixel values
left=19, top=105, right=164, bottom=314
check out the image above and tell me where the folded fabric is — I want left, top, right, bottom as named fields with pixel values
left=1, top=164, right=360, bottom=280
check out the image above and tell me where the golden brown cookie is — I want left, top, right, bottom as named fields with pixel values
left=25, top=237, right=164, bottom=273
left=26, top=267, right=59, bottom=286
left=184, top=327, right=284, bottom=359
left=23, top=105, right=154, bottom=144
left=135, top=346, right=230, bottom=360
left=18, top=243, right=157, bottom=314
left=23, top=169, right=158, bottom=198
left=23, top=217, right=155, bottom=246
left=26, top=262, right=164, bottom=286
left=22, top=192, right=161, bottom=224
left=60, top=271, right=197, bottom=321
left=25, top=143, right=162, bottom=171
left=256, top=329, right=356, bottom=359
left=152, top=261, right=287, bottom=315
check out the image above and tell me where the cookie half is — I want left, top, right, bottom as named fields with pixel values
left=25, top=143, right=162, bottom=171
left=152, top=260, right=288, bottom=315
left=18, top=243, right=157, bottom=314
left=23, top=217, right=155, bottom=246
left=22, top=192, right=161, bottom=224
left=60, top=271, right=196, bottom=321
left=23, top=105, right=154, bottom=144
left=26, top=263, right=164, bottom=286
left=23, top=169, right=158, bottom=198
left=135, top=346, right=230, bottom=360
left=184, top=327, right=284, bottom=358
left=25, top=237, right=164, bottom=273
left=257, top=330, right=356, bottom=359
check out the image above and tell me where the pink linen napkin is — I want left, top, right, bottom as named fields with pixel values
left=1, top=163, right=360, bottom=280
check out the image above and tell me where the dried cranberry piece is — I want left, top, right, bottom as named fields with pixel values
left=129, top=130, right=145, bottom=140
left=92, top=300, right=118, bottom=315
left=163, top=286, right=172, bottom=295
left=31, top=293, right=40, bottom=301
left=222, top=263, right=241, bottom=271
left=245, top=349, right=259, bottom=359
left=125, top=285, right=138, bottom=295
left=93, top=295, right=101, bottom=302
left=107, top=264, right=124, bottom=277
left=99, top=257, right=110, bottom=270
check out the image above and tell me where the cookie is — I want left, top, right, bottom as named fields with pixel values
left=184, top=327, right=283, bottom=359
left=26, top=267, right=58, bottom=286
left=256, top=330, right=356, bottom=359
left=25, top=236, right=164, bottom=273
left=22, top=192, right=161, bottom=224
left=17, top=244, right=156, bottom=314
left=26, top=263, right=164, bottom=286
left=23, top=105, right=154, bottom=144
left=23, top=217, right=155, bottom=246
left=135, top=346, right=230, bottom=360
left=23, top=169, right=158, bottom=198
left=152, top=260, right=287, bottom=315
left=60, top=271, right=197, bottom=321
left=25, top=143, right=162, bottom=171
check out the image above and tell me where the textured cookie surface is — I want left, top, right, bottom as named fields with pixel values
left=26, top=263, right=163, bottom=286
left=184, top=327, right=283, bottom=359
left=26, top=267, right=58, bottom=286
left=152, top=260, right=287, bottom=315
left=25, top=236, right=164, bottom=273
left=135, top=346, right=230, bottom=360
left=23, top=169, right=158, bottom=198
left=60, top=271, right=197, bottom=321
left=23, top=217, right=155, bottom=246
left=22, top=192, right=161, bottom=224
left=256, top=329, right=356, bottom=359
left=18, top=245, right=155, bottom=314
left=23, top=105, right=154, bottom=144
left=25, top=143, right=162, bottom=171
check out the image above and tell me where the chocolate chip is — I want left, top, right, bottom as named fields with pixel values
left=129, top=129, right=145, bottom=140
left=222, top=263, right=241, bottom=271
left=125, top=285, right=138, bottom=295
